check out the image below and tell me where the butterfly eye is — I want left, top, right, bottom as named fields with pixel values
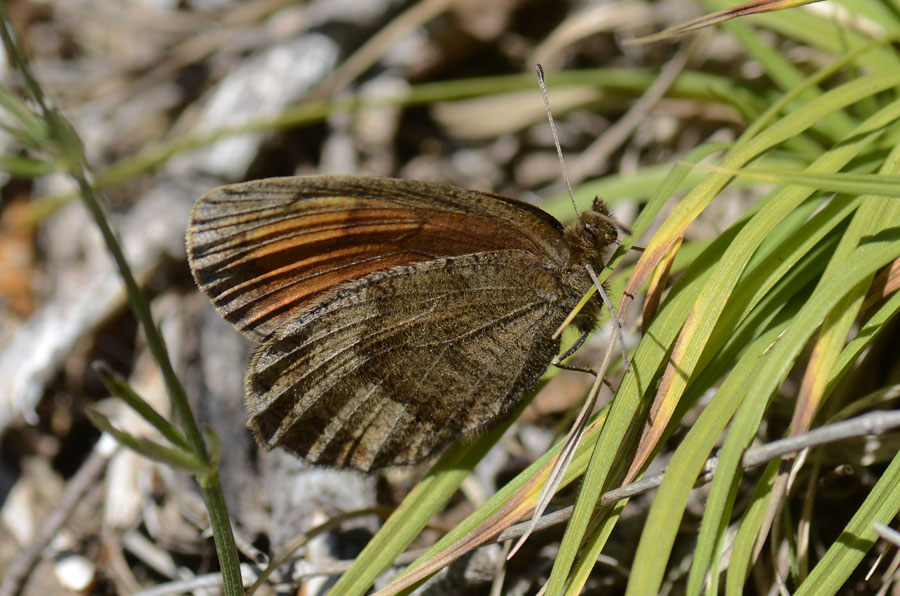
left=583, top=222, right=605, bottom=244
left=578, top=221, right=617, bottom=257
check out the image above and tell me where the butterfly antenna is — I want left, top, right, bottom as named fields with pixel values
left=535, top=64, right=580, bottom=219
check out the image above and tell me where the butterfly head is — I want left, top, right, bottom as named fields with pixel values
left=577, top=197, right=618, bottom=255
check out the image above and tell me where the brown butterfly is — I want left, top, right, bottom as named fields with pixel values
left=186, top=175, right=616, bottom=471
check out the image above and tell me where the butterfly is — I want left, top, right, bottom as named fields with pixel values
left=187, top=175, right=616, bottom=471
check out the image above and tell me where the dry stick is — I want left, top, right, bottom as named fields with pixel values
left=509, top=305, right=620, bottom=559
left=507, top=362, right=606, bottom=559
left=134, top=408, right=900, bottom=595
left=507, top=264, right=630, bottom=558
left=565, top=35, right=700, bottom=186
left=506, top=408, right=900, bottom=544
left=245, top=507, right=395, bottom=596
left=511, top=33, right=699, bottom=581
left=489, top=541, right=513, bottom=596
left=508, top=66, right=630, bottom=560
left=0, top=439, right=116, bottom=596
left=498, top=408, right=900, bottom=541
left=307, top=0, right=451, bottom=101
left=132, top=573, right=249, bottom=596
left=131, top=547, right=429, bottom=596
left=873, top=522, right=900, bottom=548
left=863, top=526, right=894, bottom=584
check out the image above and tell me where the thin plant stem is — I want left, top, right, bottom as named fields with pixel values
left=0, top=11, right=243, bottom=595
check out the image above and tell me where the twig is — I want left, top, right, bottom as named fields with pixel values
left=0, top=438, right=116, bottom=596
left=873, top=522, right=900, bottom=548
left=497, top=409, right=900, bottom=541
left=307, top=0, right=451, bottom=100
left=130, top=567, right=254, bottom=596
left=565, top=36, right=700, bottom=185
left=132, top=550, right=428, bottom=596
left=145, top=409, right=900, bottom=594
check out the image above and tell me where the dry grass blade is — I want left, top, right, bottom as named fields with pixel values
left=628, top=0, right=824, bottom=44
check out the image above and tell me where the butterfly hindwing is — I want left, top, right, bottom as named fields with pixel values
left=244, top=250, right=582, bottom=471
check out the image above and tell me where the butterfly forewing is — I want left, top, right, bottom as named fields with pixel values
left=187, top=176, right=572, bottom=341
left=186, top=175, right=617, bottom=470
left=246, top=250, right=581, bottom=471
